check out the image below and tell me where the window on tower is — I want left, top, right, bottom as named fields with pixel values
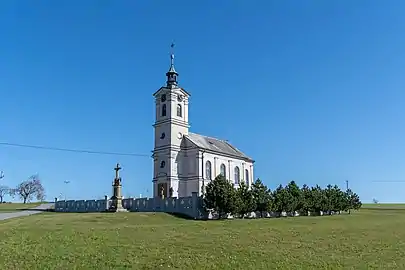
left=220, top=164, right=226, bottom=178
left=162, top=104, right=167, bottom=117
left=160, top=161, right=166, bottom=168
left=245, top=169, right=249, bottom=186
left=177, top=104, right=182, bottom=117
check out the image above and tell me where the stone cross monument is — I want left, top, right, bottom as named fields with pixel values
left=108, top=163, right=127, bottom=212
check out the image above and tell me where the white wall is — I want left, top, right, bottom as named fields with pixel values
left=152, top=86, right=191, bottom=199
left=174, top=147, right=254, bottom=197
left=153, top=88, right=190, bottom=150
left=201, top=152, right=254, bottom=187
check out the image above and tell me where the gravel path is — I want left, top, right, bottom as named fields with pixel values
left=0, top=203, right=54, bottom=221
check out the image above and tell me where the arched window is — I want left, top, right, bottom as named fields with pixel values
left=245, top=169, right=249, bottom=186
left=205, top=161, right=212, bottom=180
left=177, top=104, right=182, bottom=117
left=220, top=164, right=226, bottom=178
left=160, top=161, right=166, bottom=168
left=162, top=104, right=166, bottom=117
left=234, top=166, right=240, bottom=184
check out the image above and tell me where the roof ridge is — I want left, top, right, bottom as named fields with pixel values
left=186, top=132, right=254, bottom=162
left=188, top=132, right=227, bottom=142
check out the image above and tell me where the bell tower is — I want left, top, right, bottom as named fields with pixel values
left=152, top=44, right=190, bottom=199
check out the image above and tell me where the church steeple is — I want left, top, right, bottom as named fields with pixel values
left=166, top=43, right=178, bottom=87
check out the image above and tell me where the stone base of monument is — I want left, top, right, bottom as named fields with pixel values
left=108, top=207, right=128, bottom=213
left=107, top=205, right=128, bottom=213
left=107, top=197, right=128, bottom=213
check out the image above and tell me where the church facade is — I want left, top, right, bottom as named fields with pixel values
left=152, top=51, right=255, bottom=198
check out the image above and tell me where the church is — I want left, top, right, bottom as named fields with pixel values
left=152, top=49, right=255, bottom=198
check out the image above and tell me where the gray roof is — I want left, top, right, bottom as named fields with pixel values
left=185, top=132, right=253, bottom=162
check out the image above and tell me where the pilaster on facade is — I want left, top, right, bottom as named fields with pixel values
left=228, top=160, right=232, bottom=183
left=213, top=157, right=218, bottom=177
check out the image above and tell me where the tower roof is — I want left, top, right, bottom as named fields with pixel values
left=166, top=43, right=178, bottom=87
left=166, top=53, right=177, bottom=74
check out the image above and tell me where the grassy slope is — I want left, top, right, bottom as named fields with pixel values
left=0, top=208, right=405, bottom=269
left=0, top=203, right=42, bottom=213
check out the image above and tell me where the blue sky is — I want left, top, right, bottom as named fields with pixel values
left=0, top=1, right=404, bottom=203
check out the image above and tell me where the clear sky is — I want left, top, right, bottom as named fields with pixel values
left=0, top=1, right=404, bottom=203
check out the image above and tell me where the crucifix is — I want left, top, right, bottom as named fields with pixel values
left=114, top=163, right=122, bottom=179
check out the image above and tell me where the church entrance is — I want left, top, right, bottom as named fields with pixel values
left=157, top=183, right=168, bottom=198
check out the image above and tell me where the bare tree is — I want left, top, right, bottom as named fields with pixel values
left=12, top=175, right=45, bottom=203
left=0, top=185, right=10, bottom=203
left=372, top=198, right=379, bottom=204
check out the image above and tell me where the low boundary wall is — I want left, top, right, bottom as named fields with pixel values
left=54, top=192, right=206, bottom=219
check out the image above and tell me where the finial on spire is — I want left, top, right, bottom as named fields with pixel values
left=166, top=42, right=178, bottom=87
left=170, top=42, right=175, bottom=62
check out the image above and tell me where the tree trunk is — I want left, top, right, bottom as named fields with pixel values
left=23, top=197, right=27, bottom=204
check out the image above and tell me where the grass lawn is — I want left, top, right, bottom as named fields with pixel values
left=362, top=203, right=405, bottom=210
left=1, top=208, right=405, bottom=269
left=0, top=202, right=42, bottom=213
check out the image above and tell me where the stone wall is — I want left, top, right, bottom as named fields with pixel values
left=54, top=192, right=206, bottom=219
left=54, top=199, right=108, bottom=212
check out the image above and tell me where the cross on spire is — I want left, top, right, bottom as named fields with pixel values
left=170, top=42, right=175, bottom=66
left=166, top=42, right=178, bottom=87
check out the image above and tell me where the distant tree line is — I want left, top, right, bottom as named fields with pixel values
left=0, top=175, right=45, bottom=203
left=203, top=175, right=362, bottom=219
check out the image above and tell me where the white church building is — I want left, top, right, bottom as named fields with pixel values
left=152, top=50, right=255, bottom=198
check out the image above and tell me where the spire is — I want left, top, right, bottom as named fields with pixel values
left=166, top=42, right=178, bottom=87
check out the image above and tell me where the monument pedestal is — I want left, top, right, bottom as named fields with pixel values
left=108, top=195, right=128, bottom=213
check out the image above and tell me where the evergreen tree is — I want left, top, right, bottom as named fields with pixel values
left=251, top=178, right=272, bottom=218
left=204, top=175, right=237, bottom=218
left=332, top=185, right=346, bottom=212
left=301, top=184, right=313, bottom=215
left=272, top=184, right=293, bottom=215
left=205, top=175, right=363, bottom=219
left=310, top=185, right=324, bottom=213
left=345, top=189, right=362, bottom=214
left=235, top=181, right=255, bottom=218
left=324, top=184, right=334, bottom=213
left=285, top=180, right=302, bottom=214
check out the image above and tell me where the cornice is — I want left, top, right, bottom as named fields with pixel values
left=153, top=119, right=190, bottom=128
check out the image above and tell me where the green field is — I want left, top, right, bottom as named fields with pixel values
left=362, top=203, right=405, bottom=209
left=0, top=202, right=42, bottom=213
left=0, top=207, right=405, bottom=269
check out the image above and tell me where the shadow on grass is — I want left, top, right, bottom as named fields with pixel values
left=166, top=212, right=196, bottom=220
left=0, top=209, right=54, bottom=213
left=51, top=210, right=198, bottom=220
left=19, top=208, right=55, bottom=212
